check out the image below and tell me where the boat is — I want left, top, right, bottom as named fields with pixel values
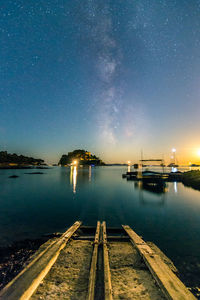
left=168, top=163, right=179, bottom=167
left=122, top=171, right=138, bottom=179
left=141, top=180, right=167, bottom=194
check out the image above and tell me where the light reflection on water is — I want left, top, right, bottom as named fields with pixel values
left=174, top=182, right=178, bottom=193
left=0, top=166, right=200, bottom=265
left=88, top=165, right=92, bottom=182
left=72, top=166, right=77, bottom=194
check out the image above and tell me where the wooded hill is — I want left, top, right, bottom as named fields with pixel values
left=0, top=151, right=44, bottom=165
left=59, top=149, right=105, bottom=166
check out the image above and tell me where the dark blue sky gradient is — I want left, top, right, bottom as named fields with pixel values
left=1, top=1, right=200, bottom=163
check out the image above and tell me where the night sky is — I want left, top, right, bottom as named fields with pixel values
left=1, top=1, right=200, bottom=163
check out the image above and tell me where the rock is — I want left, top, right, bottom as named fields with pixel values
left=24, top=172, right=44, bottom=175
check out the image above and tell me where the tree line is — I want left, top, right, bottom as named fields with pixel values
left=0, top=151, right=44, bottom=165
left=59, top=149, right=105, bottom=166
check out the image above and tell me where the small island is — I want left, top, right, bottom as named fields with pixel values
left=0, top=151, right=45, bottom=169
left=58, top=149, right=105, bottom=166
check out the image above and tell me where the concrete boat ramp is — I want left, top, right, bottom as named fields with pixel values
left=0, top=221, right=196, bottom=300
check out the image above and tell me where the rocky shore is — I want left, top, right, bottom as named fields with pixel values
left=0, top=238, right=49, bottom=290
left=182, top=170, right=200, bottom=191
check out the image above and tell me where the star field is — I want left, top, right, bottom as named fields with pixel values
left=1, top=1, right=200, bottom=163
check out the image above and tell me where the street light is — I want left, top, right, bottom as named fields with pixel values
left=171, top=148, right=176, bottom=165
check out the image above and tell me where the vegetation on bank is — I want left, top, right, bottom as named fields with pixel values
left=182, top=170, right=200, bottom=190
left=0, top=151, right=44, bottom=166
left=59, top=149, right=105, bottom=166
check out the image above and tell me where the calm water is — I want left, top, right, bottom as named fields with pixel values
left=0, top=166, right=200, bottom=265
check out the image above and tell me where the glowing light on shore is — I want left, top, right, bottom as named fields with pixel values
left=172, top=148, right=176, bottom=153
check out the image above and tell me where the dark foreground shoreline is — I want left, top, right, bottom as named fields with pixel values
left=0, top=237, right=49, bottom=290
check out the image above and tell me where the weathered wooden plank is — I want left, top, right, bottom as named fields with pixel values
left=122, top=225, right=196, bottom=300
left=102, top=221, right=113, bottom=300
left=87, top=221, right=101, bottom=300
left=0, top=221, right=82, bottom=300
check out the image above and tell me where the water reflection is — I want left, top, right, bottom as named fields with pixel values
left=139, top=191, right=166, bottom=206
left=133, top=181, right=167, bottom=206
left=70, top=166, right=77, bottom=193
left=134, top=181, right=167, bottom=195
left=174, top=182, right=178, bottom=193
left=1, top=166, right=200, bottom=267
left=70, top=166, right=73, bottom=185
left=142, top=182, right=168, bottom=194
left=70, top=166, right=94, bottom=193
left=89, top=166, right=91, bottom=182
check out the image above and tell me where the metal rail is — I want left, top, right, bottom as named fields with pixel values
left=87, top=221, right=101, bottom=300
left=102, top=222, right=113, bottom=300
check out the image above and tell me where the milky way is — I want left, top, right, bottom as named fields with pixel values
left=1, top=1, right=200, bottom=162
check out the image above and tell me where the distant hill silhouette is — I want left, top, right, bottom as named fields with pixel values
left=0, top=151, right=44, bottom=165
left=59, top=149, right=105, bottom=166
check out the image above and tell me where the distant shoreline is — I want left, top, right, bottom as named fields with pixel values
left=0, top=164, right=49, bottom=170
left=0, top=165, right=34, bottom=169
left=1, top=164, right=200, bottom=169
